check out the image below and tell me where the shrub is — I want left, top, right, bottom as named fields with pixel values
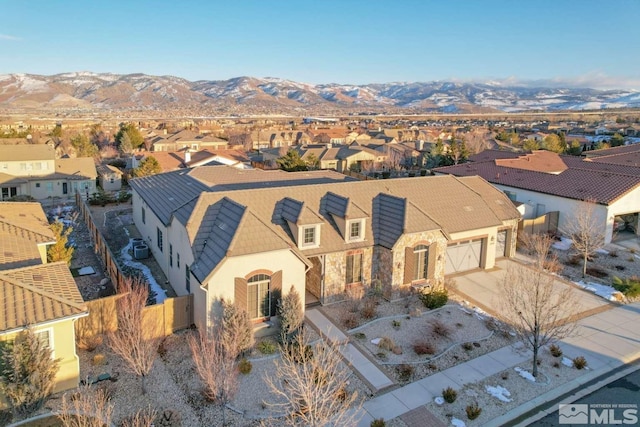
left=462, top=342, right=473, bottom=351
left=419, top=289, right=448, bottom=309
left=77, top=334, right=103, bottom=352
left=258, top=340, right=277, bottom=355
left=341, top=312, right=359, bottom=330
left=371, top=419, right=386, bottom=427
left=92, top=353, right=107, bottom=366
left=612, top=276, right=640, bottom=298
left=549, top=344, right=563, bottom=357
left=430, top=320, right=451, bottom=338
left=287, top=342, right=314, bottom=364
left=238, top=358, right=252, bottom=375
left=501, top=372, right=509, bottom=380
left=566, top=255, right=581, bottom=266
left=466, top=403, right=482, bottom=420
left=573, top=356, right=588, bottom=370
left=442, top=387, right=457, bottom=403
left=278, top=286, right=304, bottom=344
left=377, top=336, right=395, bottom=352
left=396, top=364, right=414, bottom=382
left=552, top=361, right=561, bottom=369
left=629, top=256, right=636, bottom=263
left=361, top=298, right=377, bottom=320
left=392, top=346, right=403, bottom=355
left=413, top=340, right=436, bottom=355
left=391, top=320, right=401, bottom=330
left=354, top=332, right=366, bottom=340
left=376, top=352, right=388, bottom=361
left=155, top=409, right=181, bottom=427
left=586, top=266, right=608, bottom=278
left=609, top=250, right=619, bottom=258
left=0, top=328, right=60, bottom=418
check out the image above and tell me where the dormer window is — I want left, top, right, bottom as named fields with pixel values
left=347, top=219, right=365, bottom=242
left=303, top=226, right=315, bottom=245
left=300, top=225, right=320, bottom=248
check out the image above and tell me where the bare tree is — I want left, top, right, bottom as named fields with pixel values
left=518, top=232, right=561, bottom=273
left=120, top=406, right=157, bottom=427
left=563, top=200, right=606, bottom=277
left=108, top=277, right=160, bottom=394
left=58, top=384, right=114, bottom=427
left=264, top=331, right=362, bottom=426
left=499, top=264, right=579, bottom=377
left=188, top=309, right=242, bottom=426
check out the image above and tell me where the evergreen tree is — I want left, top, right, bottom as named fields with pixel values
left=47, top=221, right=74, bottom=265
left=278, top=286, right=304, bottom=344
left=276, top=150, right=308, bottom=171
left=221, top=300, right=254, bottom=355
left=610, top=133, right=625, bottom=147
left=115, top=123, right=144, bottom=150
left=131, top=156, right=162, bottom=177
left=0, top=328, right=60, bottom=419
left=70, top=133, right=99, bottom=158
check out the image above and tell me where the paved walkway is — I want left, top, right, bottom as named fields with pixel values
left=307, top=301, right=640, bottom=426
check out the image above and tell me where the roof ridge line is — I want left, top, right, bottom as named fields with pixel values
left=0, top=263, right=86, bottom=311
left=0, top=218, right=54, bottom=242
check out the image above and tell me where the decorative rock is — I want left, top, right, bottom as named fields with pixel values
left=100, top=277, right=110, bottom=286
left=371, top=338, right=381, bottom=345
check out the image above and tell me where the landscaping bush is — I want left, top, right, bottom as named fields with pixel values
left=392, top=345, right=403, bottom=355
left=116, top=191, right=132, bottom=203
left=155, top=409, right=181, bottom=427
left=586, top=266, right=608, bottom=278
left=377, top=336, right=395, bottom=352
left=396, top=364, right=414, bottom=382
left=92, top=353, right=107, bottom=366
left=413, top=340, right=436, bottom=356
left=77, top=334, right=103, bottom=352
left=257, top=340, right=277, bottom=355
left=466, top=403, right=482, bottom=420
left=612, top=276, right=640, bottom=298
left=238, top=358, right=252, bottom=375
left=341, top=312, right=359, bottom=329
left=376, top=352, right=388, bottom=361
left=371, top=419, right=386, bottom=427
left=573, top=356, right=588, bottom=370
left=442, top=387, right=457, bottom=403
left=354, top=332, right=366, bottom=340
left=391, top=320, right=401, bottom=330
left=419, top=288, right=448, bottom=309
left=361, top=297, right=377, bottom=320
left=430, top=320, right=451, bottom=338
left=462, top=342, right=473, bottom=351
left=549, top=344, right=563, bottom=357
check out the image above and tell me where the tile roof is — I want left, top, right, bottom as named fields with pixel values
left=0, top=144, right=55, bottom=162
left=0, top=173, right=28, bottom=185
left=435, top=150, right=640, bottom=205
left=55, top=157, right=97, bottom=179
left=0, top=202, right=54, bottom=269
left=495, top=150, right=568, bottom=174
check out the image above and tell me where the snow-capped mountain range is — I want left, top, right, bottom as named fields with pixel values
left=0, top=72, right=638, bottom=115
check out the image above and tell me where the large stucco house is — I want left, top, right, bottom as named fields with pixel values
left=0, top=144, right=97, bottom=201
left=0, top=203, right=88, bottom=408
left=435, top=149, right=640, bottom=244
left=130, top=165, right=520, bottom=331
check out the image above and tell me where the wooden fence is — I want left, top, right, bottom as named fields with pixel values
left=74, top=192, right=193, bottom=339
left=518, top=211, right=560, bottom=235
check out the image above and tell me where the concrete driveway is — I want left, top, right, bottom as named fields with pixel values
left=449, top=258, right=613, bottom=319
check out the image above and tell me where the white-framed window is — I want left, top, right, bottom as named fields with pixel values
left=348, top=220, right=364, bottom=242
left=346, top=252, right=363, bottom=284
left=302, top=225, right=317, bottom=247
left=413, top=244, right=429, bottom=281
left=247, top=274, right=271, bottom=319
left=36, top=328, right=54, bottom=358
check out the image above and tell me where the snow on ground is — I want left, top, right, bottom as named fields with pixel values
left=552, top=237, right=573, bottom=251
left=562, top=357, right=573, bottom=367
left=514, top=367, right=535, bottom=382
left=574, top=280, right=621, bottom=302
left=451, top=418, right=466, bottom=427
left=120, top=235, right=167, bottom=303
left=434, top=396, right=445, bottom=405
left=485, top=384, right=512, bottom=402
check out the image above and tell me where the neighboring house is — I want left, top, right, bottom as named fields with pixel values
left=434, top=149, right=640, bottom=243
left=130, top=168, right=520, bottom=331
left=150, top=130, right=229, bottom=152
left=0, top=144, right=97, bottom=200
left=96, top=164, right=123, bottom=192
left=261, top=143, right=387, bottom=172
left=0, top=202, right=88, bottom=406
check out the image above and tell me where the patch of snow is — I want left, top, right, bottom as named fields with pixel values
left=485, top=384, right=512, bottom=402
left=562, top=357, right=573, bottom=367
left=434, top=396, right=445, bottom=405
left=77, top=266, right=96, bottom=276
left=574, top=280, right=620, bottom=302
left=595, top=248, right=609, bottom=255
left=552, top=237, right=573, bottom=251
left=451, top=417, right=466, bottom=427
left=515, top=367, right=536, bottom=382
left=120, top=236, right=167, bottom=303
left=370, top=338, right=381, bottom=345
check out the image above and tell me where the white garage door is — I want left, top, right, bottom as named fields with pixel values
left=445, top=239, right=483, bottom=274
left=496, top=230, right=507, bottom=258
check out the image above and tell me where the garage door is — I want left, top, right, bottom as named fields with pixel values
left=496, top=230, right=507, bottom=258
left=445, top=239, right=483, bottom=274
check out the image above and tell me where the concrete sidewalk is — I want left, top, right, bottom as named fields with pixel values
left=352, top=302, right=640, bottom=426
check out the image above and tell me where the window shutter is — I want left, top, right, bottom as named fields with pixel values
left=270, top=270, right=283, bottom=315
left=427, top=244, right=436, bottom=279
left=234, top=277, right=248, bottom=312
left=404, top=247, right=414, bottom=285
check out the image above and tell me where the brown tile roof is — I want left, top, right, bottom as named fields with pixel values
left=0, top=173, right=28, bottom=185
left=55, top=157, right=97, bottom=179
left=0, top=262, right=87, bottom=332
left=495, top=150, right=568, bottom=174
left=0, top=202, right=55, bottom=270
left=435, top=151, right=640, bottom=205
left=0, top=144, right=55, bottom=162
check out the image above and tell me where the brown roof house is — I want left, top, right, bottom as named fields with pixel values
left=0, top=202, right=88, bottom=407
left=0, top=144, right=97, bottom=201
left=435, top=149, right=640, bottom=243
left=130, top=166, right=520, bottom=331
left=96, top=164, right=123, bottom=192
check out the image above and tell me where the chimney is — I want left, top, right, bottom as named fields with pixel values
left=163, top=129, right=167, bottom=135
left=184, top=150, right=191, bottom=164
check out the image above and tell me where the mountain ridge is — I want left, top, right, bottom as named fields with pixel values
left=0, top=72, right=638, bottom=115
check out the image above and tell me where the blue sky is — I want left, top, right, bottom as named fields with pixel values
left=1, top=0, right=639, bottom=89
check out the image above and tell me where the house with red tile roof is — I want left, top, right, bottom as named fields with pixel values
left=435, top=149, right=640, bottom=243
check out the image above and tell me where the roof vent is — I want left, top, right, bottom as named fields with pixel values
left=463, top=206, right=473, bottom=212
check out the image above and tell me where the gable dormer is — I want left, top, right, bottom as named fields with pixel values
left=324, top=192, right=368, bottom=243
left=281, top=197, right=323, bottom=249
